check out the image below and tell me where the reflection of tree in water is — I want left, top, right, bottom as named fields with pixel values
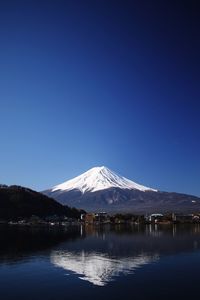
left=1, top=224, right=200, bottom=270
left=80, top=224, right=200, bottom=257
left=84, top=223, right=200, bottom=237
left=0, top=225, right=82, bottom=264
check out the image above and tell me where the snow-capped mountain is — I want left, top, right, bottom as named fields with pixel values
left=51, top=166, right=157, bottom=194
left=43, top=166, right=200, bottom=213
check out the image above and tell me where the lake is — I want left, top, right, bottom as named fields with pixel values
left=0, top=224, right=200, bottom=300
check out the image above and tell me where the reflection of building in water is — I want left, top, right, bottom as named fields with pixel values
left=83, top=224, right=109, bottom=238
left=145, top=224, right=163, bottom=237
left=51, top=250, right=159, bottom=286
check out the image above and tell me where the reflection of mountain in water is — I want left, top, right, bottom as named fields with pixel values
left=51, top=250, right=159, bottom=286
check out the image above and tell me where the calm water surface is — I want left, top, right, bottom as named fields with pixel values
left=0, top=224, right=200, bottom=300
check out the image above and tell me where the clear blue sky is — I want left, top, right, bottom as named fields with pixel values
left=0, top=0, right=199, bottom=196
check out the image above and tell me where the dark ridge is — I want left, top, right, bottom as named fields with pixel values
left=0, top=185, right=83, bottom=220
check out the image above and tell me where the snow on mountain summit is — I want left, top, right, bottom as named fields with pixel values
left=52, top=166, right=157, bottom=193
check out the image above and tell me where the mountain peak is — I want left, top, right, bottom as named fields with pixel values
left=51, top=166, right=157, bottom=194
left=89, top=166, right=107, bottom=172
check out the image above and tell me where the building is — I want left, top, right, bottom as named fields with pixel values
left=172, top=213, right=194, bottom=223
left=94, top=212, right=108, bottom=223
left=147, top=214, right=164, bottom=223
left=85, top=213, right=96, bottom=224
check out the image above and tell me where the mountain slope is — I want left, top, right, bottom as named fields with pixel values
left=43, top=167, right=200, bottom=213
left=0, top=185, right=82, bottom=220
